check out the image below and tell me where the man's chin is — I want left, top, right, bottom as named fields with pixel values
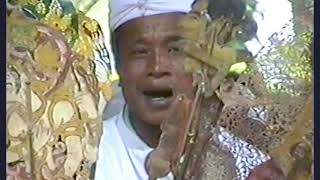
left=143, top=110, right=171, bottom=126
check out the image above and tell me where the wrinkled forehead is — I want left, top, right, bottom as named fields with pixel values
left=116, top=13, right=203, bottom=42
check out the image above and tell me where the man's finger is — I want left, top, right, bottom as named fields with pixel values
left=248, top=160, right=285, bottom=180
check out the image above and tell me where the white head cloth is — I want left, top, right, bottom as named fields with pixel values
left=110, top=0, right=195, bottom=31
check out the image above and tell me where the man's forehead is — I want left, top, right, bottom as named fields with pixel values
left=118, top=13, right=202, bottom=41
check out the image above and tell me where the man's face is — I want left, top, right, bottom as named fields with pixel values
left=117, top=13, right=198, bottom=126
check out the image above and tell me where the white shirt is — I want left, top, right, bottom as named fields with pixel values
left=95, top=107, right=173, bottom=180
left=95, top=106, right=270, bottom=180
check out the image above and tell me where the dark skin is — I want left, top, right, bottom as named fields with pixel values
left=116, top=13, right=285, bottom=180
left=248, top=160, right=285, bottom=180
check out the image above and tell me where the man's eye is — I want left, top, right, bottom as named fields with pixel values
left=131, top=47, right=149, bottom=55
left=168, top=46, right=182, bottom=53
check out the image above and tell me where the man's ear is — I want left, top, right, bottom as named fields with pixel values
left=117, top=67, right=123, bottom=87
left=114, top=57, right=123, bottom=87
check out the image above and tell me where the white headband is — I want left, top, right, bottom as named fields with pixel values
left=110, top=0, right=195, bottom=31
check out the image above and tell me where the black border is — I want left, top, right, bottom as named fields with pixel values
left=314, top=0, right=319, bottom=179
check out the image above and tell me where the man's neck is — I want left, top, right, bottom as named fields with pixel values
left=128, top=111, right=161, bottom=148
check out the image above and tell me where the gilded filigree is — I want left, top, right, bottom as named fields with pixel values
left=7, top=1, right=113, bottom=178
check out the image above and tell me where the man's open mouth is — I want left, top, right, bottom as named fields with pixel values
left=142, top=89, right=174, bottom=107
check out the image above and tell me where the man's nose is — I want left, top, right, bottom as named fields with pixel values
left=147, top=50, right=171, bottom=78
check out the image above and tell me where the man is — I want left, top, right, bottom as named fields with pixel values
left=95, top=0, right=285, bottom=179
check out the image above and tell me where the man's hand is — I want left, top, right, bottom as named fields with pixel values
left=146, top=94, right=193, bottom=180
left=248, top=160, right=285, bottom=180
